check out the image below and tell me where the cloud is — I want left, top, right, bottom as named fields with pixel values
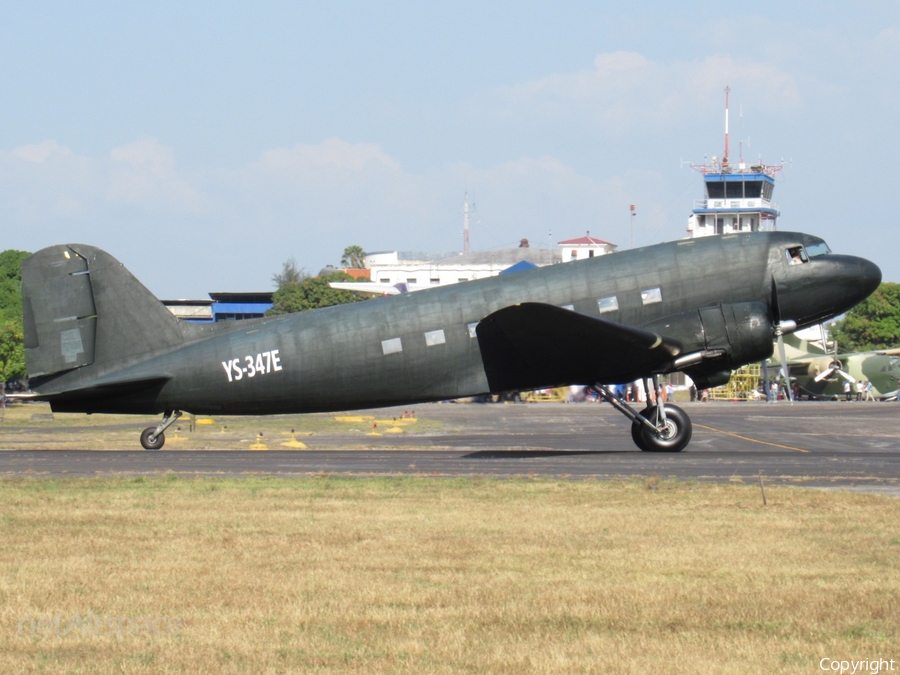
left=435, top=155, right=652, bottom=250
left=255, top=137, right=402, bottom=175
left=500, top=51, right=800, bottom=129
left=0, top=135, right=658, bottom=295
left=108, top=138, right=204, bottom=213
left=12, top=140, right=75, bottom=164
left=0, top=141, right=99, bottom=221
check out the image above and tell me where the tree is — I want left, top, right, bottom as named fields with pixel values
left=0, top=250, right=30, bottom=324
left=829, top=282, right=900, bottom=352
left=341, top=245, right=366, bottom=269
left=267, top=271, right=367, bottom=316
left=0, top=250, right=31, bottom=382
left=0, top=322, right=25, bottom=382
left=272, top=257, right=306, bottom=288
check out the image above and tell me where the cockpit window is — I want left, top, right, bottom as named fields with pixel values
left=785, top=246, right=809, bottom=265
left=806, top=241, right=831, bottom=257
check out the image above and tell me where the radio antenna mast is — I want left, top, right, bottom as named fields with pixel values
left=463, top=192, right=471, bottom=255
left=723, top=86, right=731, bottom=168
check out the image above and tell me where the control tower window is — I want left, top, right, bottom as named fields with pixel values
left=744, top=181, right=763, bottom=198
left=706, top=182, right=725, bottom=199
left=762, top=183, right=774, bottom=201
left=725, top=182, right=742, bottom=199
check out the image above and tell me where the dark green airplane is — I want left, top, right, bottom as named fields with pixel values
left=19, top=232, right=880, bottom=452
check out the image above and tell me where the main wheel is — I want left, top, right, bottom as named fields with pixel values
left=632, top=404, right=692, bottom=452
left=630, top=418, right=649, bottom=451
left=140, top=427, right=165, bottom=450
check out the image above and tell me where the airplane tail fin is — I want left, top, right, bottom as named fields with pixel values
left=22, top=244, right=185, bottom=379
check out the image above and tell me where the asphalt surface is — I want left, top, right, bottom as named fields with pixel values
left=1, top=401, right=898, bottom=493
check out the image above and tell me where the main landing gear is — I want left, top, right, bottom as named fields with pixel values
left=594, top=376, right=693, bottom=452
left=140, top=410, right=182, bottom=450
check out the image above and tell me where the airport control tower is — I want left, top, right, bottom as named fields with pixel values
left=687, top=87, right=783, bottom=238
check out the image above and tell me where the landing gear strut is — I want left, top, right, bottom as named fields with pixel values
left=140, top=410, right=182, bottom=450
left=595, top=376, right=692, bottom=452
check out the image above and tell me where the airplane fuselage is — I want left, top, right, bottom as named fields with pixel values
left=30, top=231, right=881, bottom=416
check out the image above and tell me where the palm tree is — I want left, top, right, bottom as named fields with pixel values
left=341, top=245, right=366, bottom=269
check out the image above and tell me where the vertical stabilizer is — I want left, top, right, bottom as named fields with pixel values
left=22, top=244, right=184, bottom=378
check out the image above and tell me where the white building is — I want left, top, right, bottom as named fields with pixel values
left=557, top=235, right=618, bottom=261
left=364, top=248, right=560, bottom=288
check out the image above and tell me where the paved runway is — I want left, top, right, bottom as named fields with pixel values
left=2, top=402, right=898, bottom=493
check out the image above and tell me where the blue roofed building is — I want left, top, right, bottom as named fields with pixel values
left=163, top=292, right=273, bottom=322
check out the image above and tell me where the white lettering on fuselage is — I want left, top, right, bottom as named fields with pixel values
left=221, top=350, right=282, bottom=382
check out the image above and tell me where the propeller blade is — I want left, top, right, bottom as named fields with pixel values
left=770, top=275, right=782, bottom=324
left=814, top=367, right=837, bottom=383
left=836, top=369, right=856, bottom=383
left=771, top=277, right=795, bottom=402
left=776, top=333, right=793, bottom=403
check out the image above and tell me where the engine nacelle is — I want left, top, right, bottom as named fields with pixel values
left=807, top=356, right=843, bottom=381
left=644, top=302, right=774, bottom=388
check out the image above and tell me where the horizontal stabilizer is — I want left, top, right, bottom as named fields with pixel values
left=27, top=376, right=170, bottom=410
left=476, top=303, right=682, bottom=392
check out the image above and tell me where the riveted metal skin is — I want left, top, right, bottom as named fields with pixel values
left=22, top=232, right=880, bottom=418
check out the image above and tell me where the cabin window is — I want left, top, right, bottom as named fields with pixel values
left=467, top=322, right=479, bottom=338
left=424, top=329, right=446, bottom=346
left=381, top=337, right=403, bottom=355
left=430, top=278, right=440, bottom=285
left=806, top=242, right=831, bottom=257
left=597, top=296, right=619, bottom=313
left=406, top=278, right=417, bottom=285
left=785, top=246, right=809, bottom=265
left=379, top=278, right=390, bottom=284
left=641, top=288, right=662, bottom=305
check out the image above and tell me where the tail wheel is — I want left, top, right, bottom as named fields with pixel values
left=140, top=427, right=165, bottom=450
left=632, top=404, right=692, bottom=453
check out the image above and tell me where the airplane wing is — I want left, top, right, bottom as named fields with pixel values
left=328, top=282, right=408, bottom=295
left=476, top=303, right=682, bottom=392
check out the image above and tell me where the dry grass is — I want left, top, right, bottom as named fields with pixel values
left=0, top=402, right=443, bottom=450
left=0, top=477, right=898, bottom=674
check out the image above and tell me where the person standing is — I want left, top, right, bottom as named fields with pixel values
left=844, top=380, right=853, bottom=402
left=865, top=380, right=875, bottom=402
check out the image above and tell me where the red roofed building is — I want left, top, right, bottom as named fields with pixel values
left=557, top=234, right=617, bottom=262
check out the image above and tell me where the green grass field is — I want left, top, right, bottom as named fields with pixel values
left=1, top=476, right=898, bottom=673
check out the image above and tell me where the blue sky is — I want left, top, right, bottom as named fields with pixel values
left=1, top=2, right=898, bottom=297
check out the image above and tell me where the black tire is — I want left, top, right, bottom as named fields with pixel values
left=140, top=427, right=165, bottom=450
left=630, top=417, right=649, bottom=451
left=634, top=404, right=692, bottom=453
